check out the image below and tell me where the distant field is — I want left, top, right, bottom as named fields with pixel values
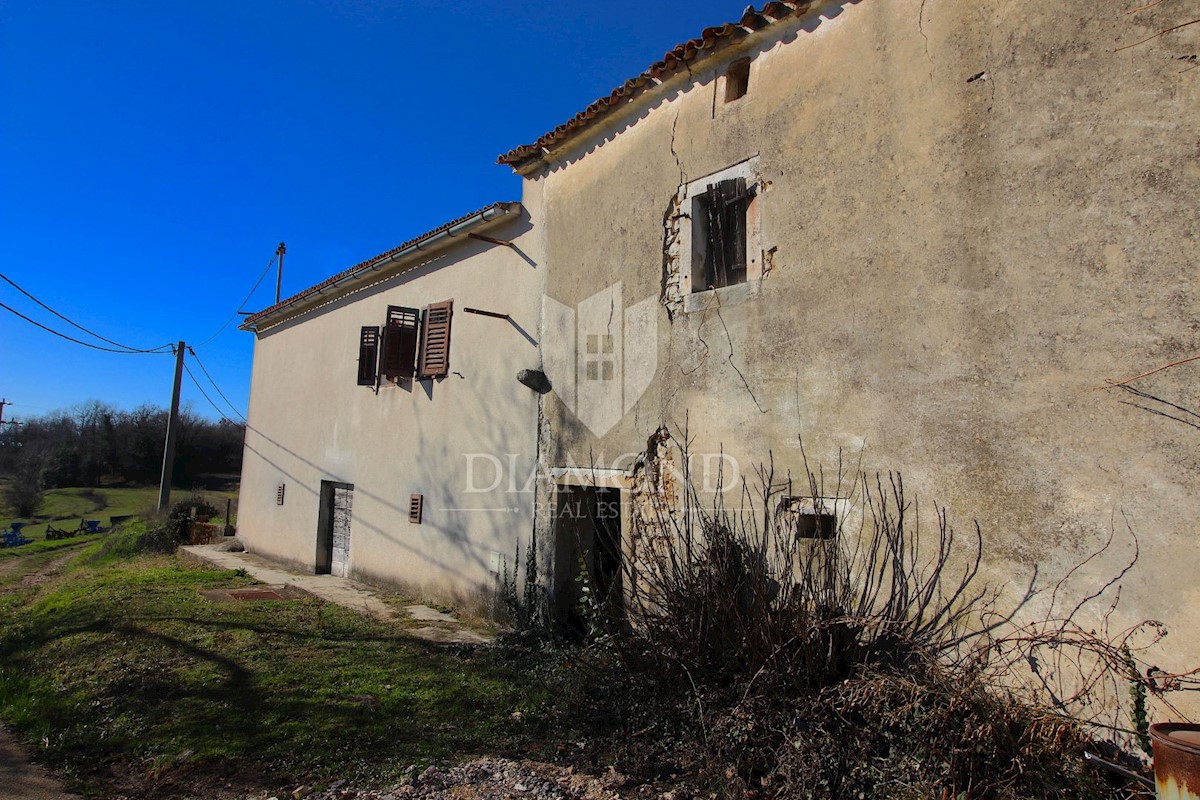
left=2, top=486, right=238, bottom=554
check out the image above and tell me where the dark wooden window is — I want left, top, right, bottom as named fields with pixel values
left=725, top=57, right=751, bottom=102
left=357, top=326, right=380, bottom=386
left=698, top=177, right=750, bottom=290
left=417, top=300, right=453, bottom=379
left=409, top=493, right=423, bottom=524
left=380, top=305, right=420, bottom=380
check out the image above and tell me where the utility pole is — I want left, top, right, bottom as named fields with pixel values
left=157, top=341, right=186, bottom=512
left=0, top=400, right=16, bottom=446
left=275, top=242, right=286, bottom=304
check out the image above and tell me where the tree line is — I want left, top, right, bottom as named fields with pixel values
left=1, top=401, right=244, bottom=501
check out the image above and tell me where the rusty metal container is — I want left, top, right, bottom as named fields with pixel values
left=1151, top=723, right=1200, bottom=800
left=187, top=521, right=218, bottom=545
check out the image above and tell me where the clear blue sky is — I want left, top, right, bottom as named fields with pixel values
left=0, top=0, right=744, bottom=423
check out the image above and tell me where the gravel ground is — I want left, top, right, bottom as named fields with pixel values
left=241, top=759, right=676, bottom=800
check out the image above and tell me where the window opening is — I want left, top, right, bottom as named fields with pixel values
left=779, top=496, right=838, bottom=540
left=380, top=306, right=420, bottom=380
left=725, top=57, right=751, bottom=102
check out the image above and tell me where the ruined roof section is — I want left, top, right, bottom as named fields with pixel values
left=243, top=201, right=519, bottom=328
left=497, top=2, right=817, bottom=169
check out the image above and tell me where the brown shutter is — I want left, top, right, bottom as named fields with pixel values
left=417, top=300, right=453, bottom=378
left=379, top=306, right=420, bottom=380
left=723, top=177, right=749, bottom=278
left=705, top=177, right=749, bottom=288
left=357, top=326, right=380, bottom=386
left=704, top=182, right=726, bottom=289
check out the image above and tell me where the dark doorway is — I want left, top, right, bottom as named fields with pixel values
left=316, top=480, right=354, bottom=576
left=552, top=485, right=623, bottom=632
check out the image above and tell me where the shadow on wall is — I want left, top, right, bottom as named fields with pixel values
left=243, top=361, right=539, bottom=608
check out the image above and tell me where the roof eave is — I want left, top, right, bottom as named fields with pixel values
left=496, top=1, right=820, bottom=171
left=240, top=201, right=521, bottom=333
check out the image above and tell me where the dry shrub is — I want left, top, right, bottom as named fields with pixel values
left=550, top=428, right=1157, bottom=798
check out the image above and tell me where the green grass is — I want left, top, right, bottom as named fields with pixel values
left=2, top=485, right=238, bottom=551
left=0, top=529, right=547, bottom=798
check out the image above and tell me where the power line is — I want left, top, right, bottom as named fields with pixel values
left=182, top=360, right=239, bottom=426
left=0, top=299, right=172, bottom=355
left=0, top=272, right=173, bottom=353
left=193, top=251, right=278, bottom=348
left=187, top=347, right=247, bottom=423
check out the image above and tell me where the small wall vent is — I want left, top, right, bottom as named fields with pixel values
left=276, top=483, right=286, bottom=506
left=409, top=493, right=423, bottom=524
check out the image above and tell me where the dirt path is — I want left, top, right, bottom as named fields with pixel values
left=20, top=552, right=79, bottom=588
left=0, top=726, right=80, bottom=799
left=0, top=550, right=85, bottom=798
left=0, top=547, right=84, bottom=585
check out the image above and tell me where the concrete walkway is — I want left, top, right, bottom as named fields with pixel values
left=181, top=545, right=492, bottom=645
left=0, top=726, right=79, bottom=800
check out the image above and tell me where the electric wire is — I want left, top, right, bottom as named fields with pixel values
left=182, top=361, right=240, bottom=426
left=186, top=347, right=247, bottom=423
left=0, top=299, right=173, bottom=355
left=0, top=271, right=173, bottom=353
left=193, top=252, right=277, bottom=348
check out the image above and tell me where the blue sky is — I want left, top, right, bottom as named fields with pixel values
left=0, top=0, right=744, bottom=423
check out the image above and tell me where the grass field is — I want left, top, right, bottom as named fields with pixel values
left=2, top=485, right=238, bottom=553
left=0, top=527, right=545, bottom=799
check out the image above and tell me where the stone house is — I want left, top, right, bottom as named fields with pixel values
left=502, top=0, right=1199, bottom=665
left=239, top=0, right=1199, bottom=676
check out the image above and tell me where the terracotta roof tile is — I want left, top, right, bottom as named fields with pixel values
left=497, top=2, right=814, bottom=169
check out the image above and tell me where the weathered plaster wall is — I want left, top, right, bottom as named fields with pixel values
left=238, top=213, right=543, bottom=610
left=531, top=0, right=1200, bottom=675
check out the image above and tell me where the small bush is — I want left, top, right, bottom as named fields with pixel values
left=3, top=459, right=43, bottom=517
left=499, top=528, right=548, bottom=630
left=164, top=494, right=220, bottom=542
left=84, top=515, right=193, bottom=566
left=86, top=520, right=181, bottom=564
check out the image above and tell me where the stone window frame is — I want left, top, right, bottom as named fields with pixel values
left=679, top=156, right=766, bottom=314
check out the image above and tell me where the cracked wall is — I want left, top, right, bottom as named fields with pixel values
left=526, top=0, right=1200, bottom=695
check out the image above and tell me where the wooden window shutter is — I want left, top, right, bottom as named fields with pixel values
left=409, top=493, right=423, bottom=524
left=704, top=177, right=749, bottom=288
left=723, top=177, right=749, bottom=278
left=357, top=326, right=380, bottom=386
left=704, top=182, right=726, bottom=288
left=380, top=306, right=420, bottom=380
left=417, top=300, right=453, bottom=379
